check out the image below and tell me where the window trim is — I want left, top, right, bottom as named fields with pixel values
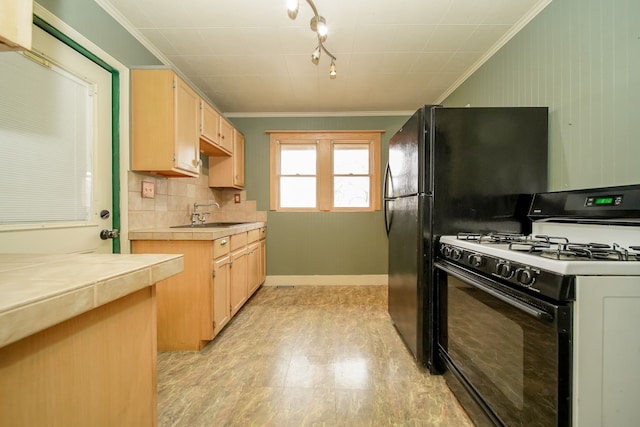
left=268, top=130, right=383, bottom=212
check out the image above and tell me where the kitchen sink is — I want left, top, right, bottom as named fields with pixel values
left=170, top=222, right=246, bottom=228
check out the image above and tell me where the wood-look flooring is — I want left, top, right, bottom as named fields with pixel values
left=157, top=285, right=472, bottom=426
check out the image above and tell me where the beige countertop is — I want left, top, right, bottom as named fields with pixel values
left=129, top=221, right=266, bottom=241
left=0, top=253, right=184, bottom=349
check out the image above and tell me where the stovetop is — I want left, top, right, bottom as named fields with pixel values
left=439, top=231, right=640, bottom=276
left=457, top=232, right=640, bottom=261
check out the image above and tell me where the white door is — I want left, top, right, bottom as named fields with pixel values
left=0, top=25, right=114, bottom=253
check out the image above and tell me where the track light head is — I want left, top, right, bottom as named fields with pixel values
left=287, top=0, right=299, bottom=19
left=311, top=46, right=321, bottom=64
left=329, top=60, right=337, bottom=79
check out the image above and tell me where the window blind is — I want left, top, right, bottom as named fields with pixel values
left=0, top=51, right=94, bottom=224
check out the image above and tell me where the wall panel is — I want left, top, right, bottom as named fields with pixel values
left=444, top=0, right=640, bottom=191
left=231, top=116, right=408, bottom=276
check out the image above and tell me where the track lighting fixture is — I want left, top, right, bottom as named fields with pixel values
left=287, top=0, right=337, bottom=79
left=311, top=45, right=321, bottom=64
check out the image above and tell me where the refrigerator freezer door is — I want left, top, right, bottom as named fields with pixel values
left=387, top=108, right=430, bottom=197
left=387, top=194, right=425, bottom=361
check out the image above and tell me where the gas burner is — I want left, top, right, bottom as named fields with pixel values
left=456, top=232, right=526, bottom=243
left=508, top=235, right=571, bottom=252
left=537, top=242, right=640, bottom=261
left=456, top=232, right=483, bottom=241
left=478, top=232, right=527, bottom=244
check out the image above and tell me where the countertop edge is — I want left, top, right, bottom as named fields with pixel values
left=129, top=221, right=266, bottom=241
left=0, top=253, right=184, bottom=349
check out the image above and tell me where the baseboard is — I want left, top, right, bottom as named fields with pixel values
left=264, top=275, right=388, bottom=287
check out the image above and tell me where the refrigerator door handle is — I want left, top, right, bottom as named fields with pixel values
left=383, top=162, right=393, bottom=199
left=383, top=162, right=393, bottom=235
left=384, top=198, right=392, bottom=236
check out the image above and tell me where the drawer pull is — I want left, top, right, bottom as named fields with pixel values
left=220, top=239, right=228, bottom=246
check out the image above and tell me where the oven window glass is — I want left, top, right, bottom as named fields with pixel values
left=444, top=275, right=562, bottom=426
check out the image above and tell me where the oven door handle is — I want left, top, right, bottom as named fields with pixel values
left=435, top=261, right=554, bottom=323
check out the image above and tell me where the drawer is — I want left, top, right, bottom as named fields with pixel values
left=248, top=229, right=260, bottom=243
left=230, top=232, right=247, bottom=251
left=213, top=237, right=230, bottom=258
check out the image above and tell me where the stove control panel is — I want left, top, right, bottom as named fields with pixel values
left=438, top=243, right=573, bottom=300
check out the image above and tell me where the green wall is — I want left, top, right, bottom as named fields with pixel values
left=229, top=116, right=408, bottom=275
left=38, top=0, right=640, bottom=276
left=36, top=0, right=161, bottom=67
left=443, top=0, right=640, bottom=191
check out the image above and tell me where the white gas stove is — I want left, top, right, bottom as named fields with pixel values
left=437, top=185, right=640, bottom=427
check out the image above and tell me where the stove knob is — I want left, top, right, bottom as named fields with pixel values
left=441, top=245, right=451, bottom=257
left=516, top=268, right=536, bottom=286
left=451, top=248, right=463, bottom=261
left=496, top=262, right=513, bottom=278
left=468, top=254, right=484, bottom=267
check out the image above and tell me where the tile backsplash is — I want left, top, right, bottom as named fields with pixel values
left=128, top=172, right=266, bottom=230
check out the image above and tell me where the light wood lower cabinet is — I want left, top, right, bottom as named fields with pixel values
left=0, top=287, right=157, bottom=426
left=260, top=228, right=267, bottom=284
left=247, top=227, right=265, bottom=296
left=212, top=240, right=231, bottom=337
left=132, top=227, right=266, bottom=351
left=229, top=233, right=248, bottom=316
left=133, top=240, right=212, bottom=350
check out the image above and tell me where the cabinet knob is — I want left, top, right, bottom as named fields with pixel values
left=220, top=239, right=227, bottom=246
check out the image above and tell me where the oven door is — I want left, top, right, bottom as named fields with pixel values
left=435, top=260, right=572, bottom=427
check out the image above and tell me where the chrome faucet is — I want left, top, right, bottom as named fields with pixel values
left=192, top=201, right=220, bottom=225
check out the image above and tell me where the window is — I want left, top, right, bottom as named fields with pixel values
left=268, top=131, right=383, bottom=212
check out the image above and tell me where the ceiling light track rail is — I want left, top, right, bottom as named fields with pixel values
left=287, top=0, right=337, bottom=79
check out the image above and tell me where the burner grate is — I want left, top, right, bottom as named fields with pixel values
left=537, top=242, right=640, bottom=261
left=456, top=232, right=526, bottom=243
left=455, top=230, right=640, bottom=261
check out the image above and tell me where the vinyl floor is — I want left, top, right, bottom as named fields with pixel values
left=157, top=285, right=473, bottom=427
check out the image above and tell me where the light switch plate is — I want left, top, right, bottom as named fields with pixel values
left=142, top=181, right=155, bottom=199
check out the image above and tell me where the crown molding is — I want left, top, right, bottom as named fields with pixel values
left=436, top=0, right=553, bottom=104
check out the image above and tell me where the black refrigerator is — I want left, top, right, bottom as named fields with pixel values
left=383, top=105, right=548, bottom=373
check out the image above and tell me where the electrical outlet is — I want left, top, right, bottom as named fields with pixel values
left=142, top=181, right=155, bottom=199
left=234, top=194, right=241, bottom=203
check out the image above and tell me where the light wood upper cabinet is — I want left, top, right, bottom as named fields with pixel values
left=0, top=0, right=32, bottom=51
left=200, top=101, right=232, bottom=157
left=131, top=69, right=200, bottom=177
left=233, top=129, right=245, bottom=187
left=209, top=128, right=245, bottom=189
left=219, top=116, right=234, bottom=154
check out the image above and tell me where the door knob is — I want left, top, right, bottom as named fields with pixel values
left=100, top=229, right=120, bottom=240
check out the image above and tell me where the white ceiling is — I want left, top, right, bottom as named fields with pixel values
left=97, top=0, right=551, bottom=116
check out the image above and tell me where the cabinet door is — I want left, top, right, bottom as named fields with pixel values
left=219, top=116, right=234, bottom=154
left=229, top=248, right=248, bottom=316
left=174, top=76, right=200, bottom=174
left=200, top=100, right=219, bottom=144
left=200, top=101, right=232, bottom=156
left=259, top=238, right=266, bottom=285
left=0, top=0, right=32, bottom=51
left=247, top=242, right=260, bottom=296
left=212, top=256, right=231, bottom=336
left=233, top=129, right=245, bottom=187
